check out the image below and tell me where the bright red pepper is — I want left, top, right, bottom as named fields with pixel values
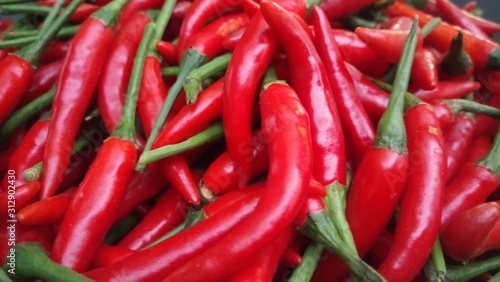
left=409, top=80, right=480, bottom=102
left=410, top=47, right=438, bottom=91
left=20, top=59, right=63, bottom=107
left=116, top=0, right=164, bottom=27
left=313, top=7, right=375, bottom=168
left=0, top=181, right=40, bottom=218
left=17, top=188, right=75, bottom=226
left=163, top=79, right=312, bottom=281
left=222, top=0, right=306, bottom=188
left=42, top=0, right=129, bottom=199
left=39, top=40, right=69, bottom=65
left=90, top=244, right=134, bottom=269
left=465, top=134, right=493, bottom=164
left=156, top=40, right=178, bottom=65
left=444, top=113, right=476, bottom=182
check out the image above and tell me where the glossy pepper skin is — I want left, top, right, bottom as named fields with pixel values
left=163, top=80, right=312, bottom=281
left=42, top=0, right=128, bottom=199
left=0, top=182, right=41, bottom=218
left=377, top=103, right=446, bottom=281
left=17, top=188, right=75, bottom=226
left=222, top=0, right=306, bottom=188
left=444, top=113, right=476, bottom=182
left=313, top=7, right=375, bottom=168
left=98, top=11, right=152, bottom=133
left=262, top=1, right=345, bottom=186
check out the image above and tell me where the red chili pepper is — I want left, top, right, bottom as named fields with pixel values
left=313, top=7, right=375, bottom=168
left=116, top=0, right=164, bottom=27
left=222, top=0, right=306, bottom=188
left=19, top=59, right=63, bottom=107
left=221, top=27, right=246, bottom=51
left=85, top=187, right=262, bottom=281
left=228, top=227, right=295, bottom=282
left=17, top=188, right=75, bottom=226
left=116, top=186, right=188, bottom=250
left=441, top=128, right=500, bottom=227
left=435, top=0, right=489, bottom=40
left=444, top=113, right=476, bottom=182
left=41, top=0, right=129, bottom=199
left=0, top=181, right=41, bottom=218
left=163, top=79, right=312, bottom=281
left=387, top=2, right=500, bottom=70
left=377, top=102, right=446, bottom=281
left=438, top=32, right=474, bottom=81
left=68, top=3, right=101, bottom=22
left=319, top=0, right=381, bottom=20
left=156, top=40, right=178, bottom=65
left=1, top=118, right=49, bottom=191
left=465, top=134, right=493, bottom=164
left=331, top=29, right=391, bottom=78
left=90, top=244, right=134, bottom=269
left=409, top=80, right=480, bottom=102
left=39, top=40, right=68, bottom=65
left=410, top=47, right=438, bottom=91
left=98, top=11, right=152, bottom=133
left=441, top=201, right=500, bottom=261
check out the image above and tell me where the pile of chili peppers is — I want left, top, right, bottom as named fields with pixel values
left=1, top=0, right=500, bottom=281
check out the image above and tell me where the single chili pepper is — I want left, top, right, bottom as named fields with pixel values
left=19, top=59, right=62, bottom=106
left=98, top=11, right=152, bottom=133
left=200, top=129, right=269, bottom=196
left=0, top=181, right=40, bottom=218
left=319, top=18, right=417, bottom=280
left=331, top=29, right=391, bottom=79
left=441, top=128, right=500, bottom=227
left=117, top=186, right=188, bottom=250
left=85, top=188, right=262, bottom=281
left=10, top=243, right=92, bottom=282
left=313, top=7, right=375, bottom=168
left=465, top=134, right=493, bottom=164
left=228, top=227, right=295, bottom=282
left=410, top=47, right=438, bottom=90
left=156, top=40, right=177, bottom=65
left=163, top=75, right=313, bottom=281
left=1, top=117, right=49, bottom=191
left=409, top=80, right=480, bottom=102
left=39, top=39, right=68, bottom=64
left=435, top=0, right=488, bottom=40
left=377, top=101, right=446, bottom=281
left=50, top=22, right=155, bottom=272
left=441, top=201, right=500, bottom=261
left=319, top=0, right=381, bottom=20
left=222, top=0, right=306, bottom=188
left=17, top=188, right=75, bottom=226
left=41, top=0, right=129, bottom=199
left=439, top=32, right=474, bottom=81
left=444, top=112, right=476, bottom=182
left=18, top=225, right=57, bottom=253
left=90, top=244, right=134, bottom=269
left=281, top=234, right=308, bottom=268
left=355, top=25, right=423, bottom=64
left=116, top=0, right=164, bottom=27
left=387, top=2, right=500, bottom=70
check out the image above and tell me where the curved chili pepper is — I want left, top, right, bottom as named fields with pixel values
left=410, top=47, right=438, bottom=90
left=313, top=7, right=375, bottom=168
left=20, top=59, right=62, bottom=106
left=98, top=11, right=152, bottom=133
left=163, top=79, right=312, bottom=281
left=222, top=0, right=306, bottom=188
left=439, top=32, right=473, bottom=81
left=441, top=201, right=500, bottom=261
left=85, top=188, right=262, bottom=281
left=377, top=102, right=445, bottom=281
left=41, top=0, right=129, bottom=199
left=0, top=181, right=40, bottom=218
left=117, top=186, right=187, bottom=250
left=1, top=117, right=49, bottom=191
left=445, top=113, right=476, bottom=182
left=331, top=29, right=391, bottom=79
left=17, top=188, right=75, bottom=226
left=435, top=0, right=488, bottom=40
left=90, top=244, right=134, bottom=269
left=441, top=128, right=500, bottom=227
left=156, top=40, right=178, bottom=65
left=319, top=0, right=381, bottom=20
left=409, top=80, right=480, bottom=102
left=387, top=2, right=500, bottom=70
left=228, top=227, right=295, bottom=282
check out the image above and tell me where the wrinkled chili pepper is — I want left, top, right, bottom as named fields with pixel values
left=41, top=0, right=129, bottom=199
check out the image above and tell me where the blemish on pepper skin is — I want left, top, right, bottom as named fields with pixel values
left=298, top=126, right=308, bottom=137
left=427, top=125, right=440, bottom=136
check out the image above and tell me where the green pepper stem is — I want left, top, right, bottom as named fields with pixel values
left=431, top=239, right=447, bottom=281
left=151, top=0, right=176, bottom=46
left=325, top=181, right=357, bottom=253
left=38, top=0, right=66, bottom=35
left=0, top=87, right=55, bottom=140
left=91, top=0, right=128, bottom=27
left=374, top=18, right=419, bottom=153
left=138, top=48, right=206, bottom=170
left=446, top=255, right=500, bottom=282
left=162, top=66, right=180, bottom=76
left=421, top=17, right=442, bottom=37
left=4, top=24, right=80, bottom=40
left=104, top=211, right=142, bottom=245
left=0, top=4, right=52, bottom=16
left=137, top=121, right=224, bottom=171
left=0, top=0, right=34, bottom=4
left=439, top=32, right=473, bottom=77
left=477, top=128, right=500, bottom=175
left=300, top=211, right=387, bottom=282
left=113, top=23, right=156, bottom=141
left=344, top=16, right=377, bottom=28
left=445, top=99, right=500, bottom=118
left=407, top=0, right=428, bottom=9
left=487, top=47, right=500, bottom=71
left=9, top=243, right=92, bottom=282
left=489, top=270, right=500, bottom=282
left=0, top=268, right=13, bottom=282
left=288, top=242, right=324, bottom=282
left=184, top=53, right=232, bottom=104
left=16, top=0, right=84, bottom=65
